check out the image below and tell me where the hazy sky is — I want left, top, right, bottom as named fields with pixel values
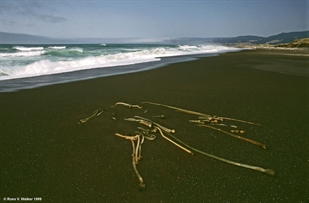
left=0, top=0, right=308, bottom=39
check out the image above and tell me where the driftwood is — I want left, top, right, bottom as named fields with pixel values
left=78, top=101, right=275, bottom=189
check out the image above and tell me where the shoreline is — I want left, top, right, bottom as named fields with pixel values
left=1, top=49, right=308, bottom=202
left=1, top=48, right=308, bottom=92
left=0, top=51, right=223, bottom=93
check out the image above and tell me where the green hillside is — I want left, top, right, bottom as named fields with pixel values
left=277, top=38, right=309, bottom=48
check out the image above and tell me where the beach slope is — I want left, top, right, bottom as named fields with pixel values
left=1, top=49, right=308, bottom=202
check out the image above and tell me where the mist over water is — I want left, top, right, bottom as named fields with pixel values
left=0, top=43, right=240, bottom=92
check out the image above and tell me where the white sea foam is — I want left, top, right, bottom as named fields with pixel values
left=178, top=45, right=199, bottom=51
left=13, top=46, right=44, bottom=51
left=1, top=52, right=160, bottom=80
left=0, top=44, right=240, bottom=81
left=0, top=50, right=46, bottom=57
left=48, top=46, right=66, bottom=49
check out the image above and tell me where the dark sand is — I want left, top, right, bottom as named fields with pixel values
left=1, top=49, right=308, bottom=202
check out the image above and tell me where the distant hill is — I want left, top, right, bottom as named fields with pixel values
left=209, top=31, right=309, bottom=44
left=0, top=32, right=62, bottom=44
left=1, top=30, right=308, bottom=45
left=165, top=31, right=309, bottom=45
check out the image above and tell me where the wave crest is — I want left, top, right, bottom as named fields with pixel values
left=0, top=51, right=46, bottom=57
left=48, top=46, right=66, bottom=50
left=13, top=46, right=44, bottom=51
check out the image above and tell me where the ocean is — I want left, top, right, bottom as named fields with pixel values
left=0, top=43, right=240, bottom=92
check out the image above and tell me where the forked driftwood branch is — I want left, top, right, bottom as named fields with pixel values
left=115, top=133, right=146, bottom=190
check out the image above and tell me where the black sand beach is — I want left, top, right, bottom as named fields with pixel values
left=1, top=49, right=308, bottom=202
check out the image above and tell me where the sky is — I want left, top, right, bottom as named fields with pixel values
left=0, top=0, right=308, bottom=39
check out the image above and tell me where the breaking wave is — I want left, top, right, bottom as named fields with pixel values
left=48, top=46, right=66, bottom=49
left=13, top=46, right=44, bottom=51
left=0, top=44, right=240, bottom=81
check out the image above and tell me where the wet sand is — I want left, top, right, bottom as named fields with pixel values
left=1, top=49, right=308, bottom=202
